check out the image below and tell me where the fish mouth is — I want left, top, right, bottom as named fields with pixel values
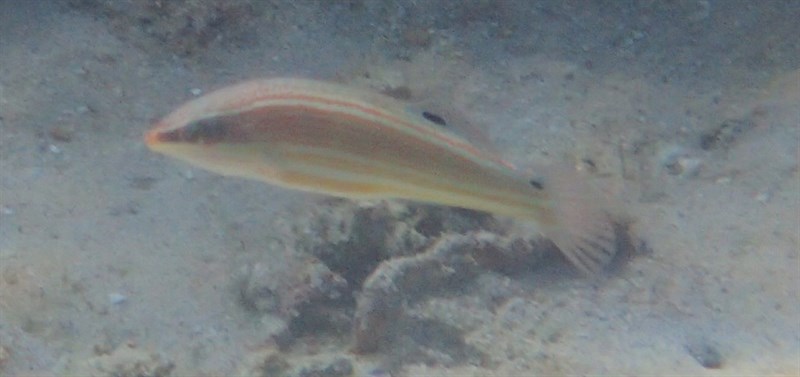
left=144, top=125, right=179, bottom=150
left=144, top=117, right=194, bottom=148
left=144, top=116, right=173, bottom=146
left=146, top=114, right=236, bottom=149
left=144, top=128, right=162, bottom=147
left=144, top=119, right=185, bottom=152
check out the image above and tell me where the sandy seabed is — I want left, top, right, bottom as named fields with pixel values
left=0, top=1, right=798, bottom=376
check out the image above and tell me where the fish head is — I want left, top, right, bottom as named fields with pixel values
left=145, top=109, right=279, bottom=182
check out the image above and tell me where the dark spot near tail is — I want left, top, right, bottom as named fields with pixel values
left=529, top=179, right=544, bottom=190
left=422, top=111, right=447, bottom=126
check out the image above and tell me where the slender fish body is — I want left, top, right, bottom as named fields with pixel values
left=145, top=78, right=618, bottom=274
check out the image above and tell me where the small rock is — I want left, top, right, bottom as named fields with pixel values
left=49, top=126, right=74, bottom=142
left=753, top=191, right=771, bottom=203
left=129, top=176, right=158, bottom=191
left=238, top=254, right=346, bottom=317
left=699, top=118, right=754, bottom=151
left=109, top=293, right=127, bottom=305
left=714, top=176, right=732, bottom=184
left=658, top=144, right=702, bottom=177
left=83, top=343, right=174, bottom=377
left=0, top=345, right=10, bottom=368
left=665, top=156, right=702, bottom=177
left=238, top=350, right=289, bottom=377
left=402, top=27, right=432, bottom=48
left=352, top=231, right=520, bottom=353
left=297, top=357, right=353, bottom=377
left=686, top=341, right=722, bottom=369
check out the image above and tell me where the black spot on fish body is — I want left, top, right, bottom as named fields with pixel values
left=422, top=111, right=447, bottom=127
left=529, top=179, right=544, bottom=190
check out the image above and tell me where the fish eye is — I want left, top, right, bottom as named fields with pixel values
left=422, top=111, right=447, bottom=127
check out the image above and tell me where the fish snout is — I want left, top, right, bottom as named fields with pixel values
left=145, top=116, right=231, bottom=148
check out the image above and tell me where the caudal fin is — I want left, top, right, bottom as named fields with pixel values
left=539, top=165, right=620, bottom=275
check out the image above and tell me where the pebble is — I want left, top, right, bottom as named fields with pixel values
left=0, top=345, right=10, bottom=367
left=754, top=191, right=770, bottom=203
left=368, top=369, right=392, bottom=377
left=686, top=341, right=722, bottom=369
left=49, top=126, right=74, bottom=142
left=669, top=157, right=702, bottom=177
left=190, top=88, right=203, bottom=96
left=715, top=176, right=732, bottom=184
left=109, top=293, right=127, bottom=305
left=658, top=144, right=702, bottom=177
left=297, top=357, right=353, bottom=377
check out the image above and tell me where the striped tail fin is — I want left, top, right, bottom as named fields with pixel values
left=538, top=165, right=620, bottom=274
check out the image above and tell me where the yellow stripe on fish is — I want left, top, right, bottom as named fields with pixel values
left=145, top=78, right=619, bottom=274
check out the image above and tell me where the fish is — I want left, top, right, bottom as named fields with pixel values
left=145, top=78, right=619, bottom=274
